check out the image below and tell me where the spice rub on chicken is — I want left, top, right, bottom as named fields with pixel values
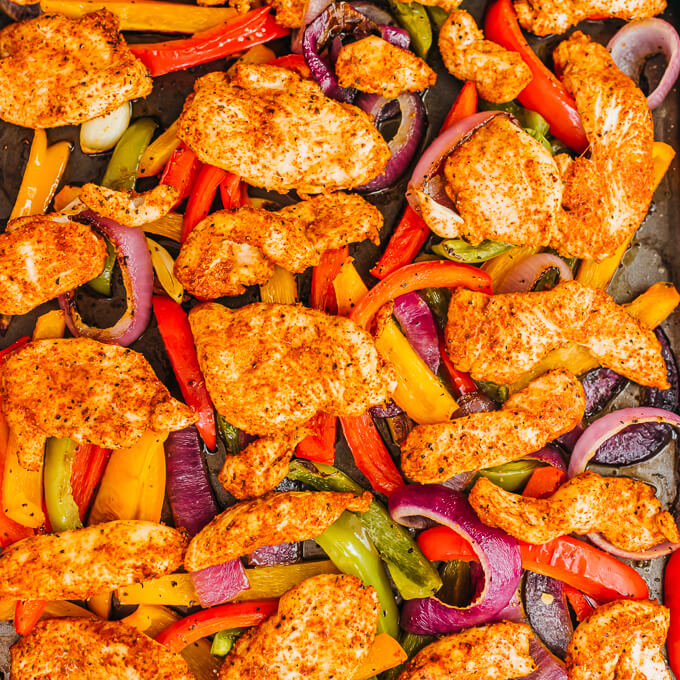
left=438, top=11, right=532, bottom=103
left=0, top=520, right=187, bottom=601
left=469, top=471, right=680, bottom=552
left=397, top=622, right=536, bottom=680
left=445, top=281, right=670, bottom=389
left=0, top=215, right=107, bottom=316
left=175, top=193, right=382, bottom=298
left=514, top=0, right=666, bottom=37
left=0, top=11, right=151, bottom=128
left=189, top=303, right=396, bottom=435
left=11, top=617, right=194, bottom=680
left=401, top=370, right=584, bottom=483
left=335, top=35, right=436, bottom=99
left=220, top=574, right=379, bottom=680
left=567, top=599, right=671, bottom=680
left=0, top=338, right=195, bottom=470
left=177, top=65, right=390, bottom=194
left=184, top=490, right=372, bottom=570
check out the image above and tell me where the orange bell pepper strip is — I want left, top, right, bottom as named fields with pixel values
left=441, top=81, right=477, bottom=132
left=181, top=164, right=227, bottom=242
left=296, top=412, right=336, bottom=465
left=665, top=549, right=680, bottom=677
left=311, top=247, right=348, bottom=314
left=14, top=600, right=47, bottom=636
left=522, top=465, right=565, bottom=499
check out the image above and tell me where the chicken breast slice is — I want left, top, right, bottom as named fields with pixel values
left=220, top=574, right=379, bottom=680
left=566, top=600, right=671, bottom=680
left=189, top=303, right=396, bottom=436
left=0, top=11, right=151, bottom=128
left=401, top=370, right=584, bottom=483
left=175, top=192, right=382, bottom=298
left=177, top=65, right=390, bottom=194
left=0, top=338, right=196, bottom=470
left=335, top=36, right=436, bottom=99
left=397, top=621, right=536, bottom=680
left=514, top=0, right=666, bottom=36
left=445, top=280, right=669, bottom=388
left=438, top=11, right=532, bottom=103
left=11, top=617, right=194, bottom=680
left=0, top=520, right=187, bottom=601
left=184, top=490, right=372, bottom=570
left=0, top=215, right=107, bottom=316
left=469, top=471, right=679, bottom=552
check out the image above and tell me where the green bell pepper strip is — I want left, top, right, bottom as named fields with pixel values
left=315, top=511, right=399, bottom=638
left=473, top=459, right=542, bottom=493
left=216, top=414, right=241, bottom=456
left=210, top=628, right=244, bottom=656
left=425, top=5, right=448, bottom=31
left=418, top=287, right=450, bottom=330
left=480, top=99, right=553, bottom=153
left=43, top=437, right=83, bottom=532
left=476, top=380, right=509, bottom=404
left=387, top=0, right=432, bottom=58
left=288, top=460, right=442, bottom=600
left=87, top=240, right=116, bottom=296
left=432, top=239, right=513, bottom=264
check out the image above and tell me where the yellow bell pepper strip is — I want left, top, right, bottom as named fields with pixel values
left=144, top=213, right=183, bottom=242
left=53, top=184, right=82, bottom=212
left=138, top=121, right=179, bottom=178
left=32, top=310, right=66, bottom=340
left=147, top=239, right=184, bottom=303
left=2, top=430, right=44, bottom=528
left=260, top=265, right=298, bottom=304
left=135, top=439, right=166, bottom=522
left=576, top=140, right=676, bottom=290
left=87, top=592, right=112, bottom=619
left=43, top=437, right=82, bottom=532
left=352, top=634, right=407, bottom=680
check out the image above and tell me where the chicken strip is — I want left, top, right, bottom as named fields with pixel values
left=175, top=193, right=382, bottom=298
left=11, top=617, right=194, bottom=680
left=184, top=490, right=372, bottom=570
left=397, top=621, right=536, bottom=680
left=401, top=370, right=584, bottom=483
left=514, top=0, right=666, bottom=37
left=469, top=471, right=680, bottom=552
left=445, top=280, right=669, bottom=388
left=220, top=574, right=379, bottom=680
left=335, top=36, right=436, bottom=98
left=438, top=11, right=532, bottom=103
left=0, top=520, right=187, bottom=601
left=80, top=184, right=179, bottom=228
left=189, top=303, right=396, bottom=435
left=0, top=215, right=107, bottom=316
left=0, top=11, right=151, bottom=128
left=0, top=338, right=195, bottom=470
left=567, top=600, right=670, bottom=680
left=177, top=65, right=390, bottom=194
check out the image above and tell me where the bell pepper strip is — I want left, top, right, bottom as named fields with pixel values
left=70, top=445, right=111, bottom=521
left=0, top=337, right=30, bottom=363
left=147, top=238, right=184, bottom=304
left=370, top=208, right=429, bottom=281
left=135, top=439, right=165, bottom=522
left=295, top=413, right=336, bottom=464
left=130, top=7, right=289, bottom=78
left=144, top=213, right=183, bottom=242
left=138, top=120, right=179, bottom=178
left=665, top=549, right=680, bottom=677
left=219, top=172, right=245, bottom=210
left=563, top=585, right=595, bottom=622
left=522, top=465, right=565, bottom=498
left=14, top=600, right=47, bottom=636
left=216, top=415, right=241, bottom=456
left=152, top=296, right=216, bottom=451
left=260, top=265, right=298, bottom=305
left=2, top=430, right=44, bottom=529
left=477, top=459, right=542, bottom=493
left=268, top=53, right=312, bottom=78
left=441, top=81, right=477, bottom=133
left=32, top=310, right=66, bottom=341
left=316, top=511, right=400, bottom=638
left=311, top=247, right=348, bottom=314
left=87, top=591, right=112, bottom=619
left=43, top=437, right=82, bottom=532
left=482, top=245, right=540, bottom=290
left=353, top=634, right=407, bottom=680
left=418, top=527, right=648, bottom=602
left=53, top=184, right=82, bottom=212
left=484, top=0, right=587, bottom=153
left=181, top=164, right=227, bottom=243
left=433, top=239, right=512, bottom=264
left=160, top=144, right=202, bottom=204
left=439, top=334, right=477, bottom=397
left=387, top=0, right=431, bottom=58
left=155, top=599, right=279, bottom=652
left=210, top=628, right=242, bottom=656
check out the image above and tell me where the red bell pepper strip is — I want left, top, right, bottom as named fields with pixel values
left=441, top=81, right=478, bottom=132
left=160, top=144, right=201, bottom=204
left=70, top=444, right=112, bottom=521
left=156, top=599, right=278, bottom=652
left=439, top=333, right=477, bottom=396
left=418, top=526, right=648, bottom=602
left=14, top=600, right=46, bottom=635
left=352, top=261, right=492, bottom=329
left=268, top=54, right=312, bottom=79
left=181, top=164, right=227, bottom=243
left=220, top=172, right=245, bottom=210
left=311, top=247, right=348, bottom=315
left=522, top=465, right=565, bottom=498
left=563, top=585, right=595, bottom=622
left=152, top=296, right=217, bottom=451
left=665, top=550, right=680, bottom=676
left=296, top=412, right=337, bottom=464
left=484, top=0, right=588, bottom=153
left=0, top=337, right=30, bottom=363
left=130, top=7, right=290, bottom=77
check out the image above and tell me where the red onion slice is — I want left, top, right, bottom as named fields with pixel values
left=525, top=445, right=566, bottom=474
left=292, top=0, right=332, bottom=53
left=608, top=18, right=680, bottom=110
left=248, top=543, right=301, bottom=566
left=392, top=292, right=440, bottom=373
left=497, top=253, right=573, bottom=294
left=389, top=484, right=521, bottom=634
left=191, top=559, right=250, bottom=607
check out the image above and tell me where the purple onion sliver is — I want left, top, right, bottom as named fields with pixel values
left=379, top=23, right=410, bottom=49
left=349, top=1, right=395, bottom=25
left=191, top=559, right=250, bottom=608
left=555, top=425, right=583, bottom=453
left=451, top=391, right=498, bottom=418
left=248, top=542, right=301, bottom=566
left=370, top=400, right=404, bottom=418
left=393, top=292, right=440, bottom=373
left=581, top=367, right=628, bottom=418
left=442, top=471, right=476, bottom=492
left=525, top=445, right=566, bottom=474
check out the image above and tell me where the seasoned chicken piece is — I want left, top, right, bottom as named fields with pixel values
left=445, top=281, right=669, bottom=388
left=442, top=115, right=562, bottom=243
left=221, top=574, right=379, bottom=680
left=268, top=0, right=306, bottom=28
left=189, top=303, right=396, bottom=435
left=11, top=617, right=194, bottom=680
left=335, top=36, right=436, bottom=98
left=175, top=193, right=382, bottom=298
left=566, top=600, right=670, bottom=680
left=438, top=11, right=532, bottom=103
left=177, top=65, right=390, bottom=194
left=0, top=338, right=195, bottom=470
left=552, top=32, right=654, bottom=259
left=80, top=184, right=179, bottom=228
left=469, top=471, right=680, bottom=552
left=514, top=0, right=666, bottom=37
left=0, top=11, right=151, bottom=128
left=0, top=215, right=107, bottom=316
left=401, top=370, right=584, bottom=483
left=398, top=621, right=535, bottom=680
left=185, top=490, right=372, bottom=570
left=0, top=520, right=187, bottom=601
